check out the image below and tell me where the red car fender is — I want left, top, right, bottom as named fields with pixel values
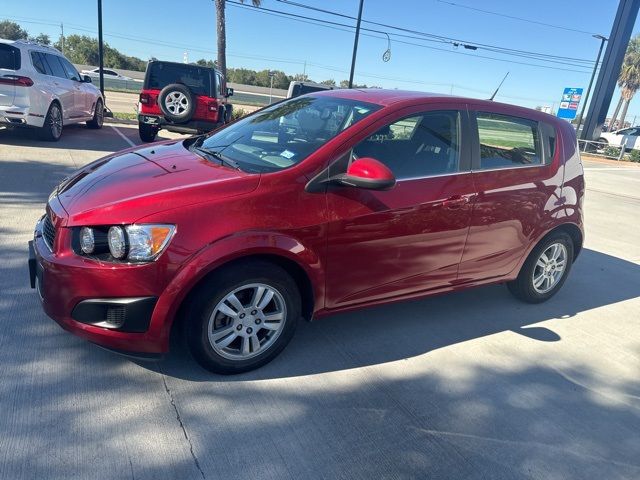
left=151, top=231, right=326, bottom=349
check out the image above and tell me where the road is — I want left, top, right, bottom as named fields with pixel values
left=0, top=125, right=639, bottom=479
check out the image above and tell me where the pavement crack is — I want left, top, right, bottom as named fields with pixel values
left=161, top=371, right=206, bottom=479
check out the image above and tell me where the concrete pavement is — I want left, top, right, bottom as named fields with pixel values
left=0, top=125, right=639, bottom=479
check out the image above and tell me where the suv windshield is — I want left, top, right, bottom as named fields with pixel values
left=147, top=62, right=212, bottom=96
left=196, top=96, right=380, bottom=173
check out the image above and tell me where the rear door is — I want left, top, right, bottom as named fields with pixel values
left=42, top=53, right=76, bottom=120
left=58, top=56, right=91, bottom=117
left=0, top=43, right=20, bottom=107
left=457, top=107, right=560, bottom=283
left=325, top=103, right=475, bottom=308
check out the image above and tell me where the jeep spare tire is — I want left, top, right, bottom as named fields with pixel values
left=158, top=83, right=195, bottom=122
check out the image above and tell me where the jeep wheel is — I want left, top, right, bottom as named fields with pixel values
left=158, top=83, right=195, bottom=123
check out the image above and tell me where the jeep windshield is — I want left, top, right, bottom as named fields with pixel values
left=193, top=96, right=380, bottom=173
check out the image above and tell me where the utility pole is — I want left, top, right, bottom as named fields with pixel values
left=268, top=70, right=275, bottom=104
left=348, top=0, right=364, bottom=88
left=576, top=34, right=608, bottom=135
left=97, top=0, right=105, bottom=98
left=60, top=23, right=65, bottom=54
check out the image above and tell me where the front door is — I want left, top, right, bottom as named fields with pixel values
left=325, top=105, right=475, bottom=309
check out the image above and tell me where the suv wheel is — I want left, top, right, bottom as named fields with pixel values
left=86, top=99, right=104, bottom=129
left=158, top=83, right=195, bottom=123
left=39, top=102, right=63, bottom=141
left=138, top=122, right=158, bottom=142
left=507, top=231, right=574, bottom=303
left=185, top=261, right=301, bottom=374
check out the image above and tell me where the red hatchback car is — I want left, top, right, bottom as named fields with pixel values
left=29, top=90, right=584, bottom=374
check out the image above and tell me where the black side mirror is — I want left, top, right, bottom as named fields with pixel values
left=82, top=75, right=93, bottom=84
left=226, top=87, right=234, bottom=97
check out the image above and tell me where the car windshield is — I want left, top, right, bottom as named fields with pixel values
left=196, top=96, right=380, bottom=173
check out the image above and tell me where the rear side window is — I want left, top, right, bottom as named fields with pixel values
left=353, top=110, right=461, bottom=180
left=44, top=54, right=68, bottom=79
left=147, top=63, right=211, bottom=96
left=0, top=44, right=21, bottom=70
left=31, top=51, right=50, bottom=75
left=476, top=112, right=542, bottom=169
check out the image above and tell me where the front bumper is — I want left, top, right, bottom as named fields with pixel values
left=28, top=214, right=171, bottom=355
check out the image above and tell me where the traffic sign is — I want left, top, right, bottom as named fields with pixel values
left=557, top=87, right=583, bottom=119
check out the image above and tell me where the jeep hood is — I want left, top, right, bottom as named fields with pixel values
left=55, top=140, right=259, bottom=225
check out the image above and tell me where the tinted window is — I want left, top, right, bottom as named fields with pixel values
left=0, top=44, right=20, bottom=70
left=59, top=57, right=80, bottom=81
left=104, top=69, right=116, bottom=76
left=199, top=96, right=380, bottom=173
left=147, top=63, right=211, bottom=96
left=44, top=54, right=68, bottom=79
left=353, top=111, right=461, bottom=180
left=31, top=51, right=49, bottom=75
left=477, top=113, right=541, bottom=169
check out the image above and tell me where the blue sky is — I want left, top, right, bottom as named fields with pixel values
left=3, top=0, right=639, bottom=118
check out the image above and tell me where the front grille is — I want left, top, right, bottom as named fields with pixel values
left=42, top=214, right=56, bottom=251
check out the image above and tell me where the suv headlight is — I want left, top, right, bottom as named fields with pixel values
left=74, top=224, right=176, bottom=262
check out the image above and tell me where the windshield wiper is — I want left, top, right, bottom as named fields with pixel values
left=192, top=146, right=242, bottom=171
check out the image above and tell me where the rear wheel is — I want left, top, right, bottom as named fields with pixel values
left=138, top=122, right=158, bottom=142
left=39, top=102, right=63, bottom=141
left=507, top=231, right=574, bottom=303
left=185, top=261, right=300, bottom=374
left=86, top=99, right=104, bottom=129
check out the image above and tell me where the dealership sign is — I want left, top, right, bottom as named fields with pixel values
left=557, top=87, right=583, bottom=119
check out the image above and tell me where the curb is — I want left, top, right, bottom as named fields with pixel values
left=105, top=116, right=137, bottom=126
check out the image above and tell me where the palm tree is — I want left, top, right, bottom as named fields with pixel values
left=215, top=0, right=261, bottom=79
left=610, top=36, right=640, bottom=129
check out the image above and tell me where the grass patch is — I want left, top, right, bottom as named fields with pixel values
left=112, top=112, right=137, bottom=121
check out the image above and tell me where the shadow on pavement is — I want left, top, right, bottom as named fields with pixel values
left=0, top=160, right=77, bottom=206
left=152, top=248, right=640, bottom=382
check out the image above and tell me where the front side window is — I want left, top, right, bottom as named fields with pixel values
left=352, top=110, right=461, bottom=180
left=196, top=96, right=380, bottom=173
left=59, top=57, right=80, bottom=81
left=477, top=112, right=541, bottom=169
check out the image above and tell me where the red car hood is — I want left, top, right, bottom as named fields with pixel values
left=55, top=139, right=259, bottom=225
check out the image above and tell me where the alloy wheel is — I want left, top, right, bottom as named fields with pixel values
left=532, top=242, right=567, bottom=294
left=164, top=91, right=189, bottom=115
left=50, top=105, right=62, bottom=139
left=207, top=283, right=287, bottom=360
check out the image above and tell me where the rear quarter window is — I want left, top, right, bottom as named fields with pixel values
left=147, top=63, right=211, bottom=96
left=0, top=44, right=21, bottom=70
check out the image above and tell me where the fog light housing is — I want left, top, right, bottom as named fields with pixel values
left=108, top=226, right=126, bottom=259
left=79, top=227, right=95, bottom=254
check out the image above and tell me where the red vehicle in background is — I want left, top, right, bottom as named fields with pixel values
left=137, top=60, right=233, bottom=142
left=29, top=89, right=584, bottom=374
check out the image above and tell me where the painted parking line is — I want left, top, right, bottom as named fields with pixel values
left=109, top=125, right=136, bottom=148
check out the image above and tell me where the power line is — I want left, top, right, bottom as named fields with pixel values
left=435, top=0, right=600, bottom=36
left=228, top=1, right=593, bottom=74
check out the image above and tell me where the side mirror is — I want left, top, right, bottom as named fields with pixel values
left=333, top=157, right=396, bottom=190
left=82, top=75, right=93, bottom=83
left=226, top=87, right=234, bottom=97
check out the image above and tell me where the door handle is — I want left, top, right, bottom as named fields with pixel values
left=442, top=195, right=470, bottom=209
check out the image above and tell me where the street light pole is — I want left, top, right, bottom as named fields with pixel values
left=348, top=0, right=364, bottom=89
left=97, top=0, right=105, bottom=98
left=268, top=70, right=275, bottom=104
left=576, top=34, right=608, bottom=134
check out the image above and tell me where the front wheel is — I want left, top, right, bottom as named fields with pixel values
left=86, top=99, right=104, bottom=129
left=138, top=122, right=158, bottom=142
left=507, top=231, right=574, bottom=303
left=185, top=261, right=301, bottom=374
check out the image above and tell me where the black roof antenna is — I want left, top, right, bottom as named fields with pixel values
left=489, top=72, right=509, bottom=101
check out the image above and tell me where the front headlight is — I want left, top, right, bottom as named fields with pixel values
left=75, top=224, right=175, bottom=262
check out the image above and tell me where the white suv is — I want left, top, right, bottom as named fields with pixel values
left=0, top=39, right=104, bottom=141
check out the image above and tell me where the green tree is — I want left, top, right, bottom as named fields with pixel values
left=196, top=58, right=216, bottom=68
left=215, top=0, right=261, bottom=79
left=29, top=33, right=51, bottom=45
left=55, top=35, right=147, bottom=71
left=320, top=79, right=336, bottom=87
left=610, top=35, right=640, bottom=129
left=0, top=20, right=28, bottom=40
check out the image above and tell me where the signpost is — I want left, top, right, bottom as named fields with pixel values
left=557, top=87, right=583, bottom=120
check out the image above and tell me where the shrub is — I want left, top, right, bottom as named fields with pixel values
left=628, top=149, right=640, bottom=162
left=231, top=108, right=248, bottom=121
left=603, top=145, right=621, bottom=158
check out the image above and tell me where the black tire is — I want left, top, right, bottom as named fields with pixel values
left=158, top=83, right=195, bottom=122
left=138, top=122, right=158, bottom=142
left=38, top=102, right=63, bottom=141
left=185, top=261, right=301, bottom=374
left=597, top=137, right=608, bottom=145
left=224, top=104, right=232, bottom=123
left=86, top=99, right=104, bottom=129
left=507, top=231, right=574, bottom=303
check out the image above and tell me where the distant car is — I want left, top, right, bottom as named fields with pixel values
left=599, top=127, right=640, bottom=150
left=287, top=80, right=334, bottom=98
left=29, top=89, right=584, bottom=374
left=81, top=67, right=132, bottom=81
left=137, top=60, right=233, bottom=142
left=0, top=38, right=104, bottom=140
